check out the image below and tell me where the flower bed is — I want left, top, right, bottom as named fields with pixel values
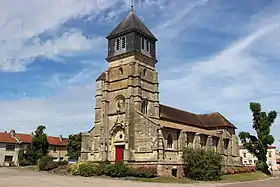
left=222, top=166, right=257, bottom=175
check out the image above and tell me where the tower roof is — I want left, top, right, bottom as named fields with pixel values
left=107, top=11, right=157, bottom=41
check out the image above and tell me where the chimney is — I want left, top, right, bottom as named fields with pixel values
left=10, top=129, right=16, bottom=137
left=59, top=135, right=63, bottom=141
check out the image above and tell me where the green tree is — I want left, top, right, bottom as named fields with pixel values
left=31, top=125, right=49, bottom=161
left=67, top=132, right=82, bottom=158
left=18, top=125, right=49, bottom=165
left=239, top=102, right=277, bottom=175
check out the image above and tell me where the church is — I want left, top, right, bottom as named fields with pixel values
left=81, top=8, right=241, bottom=177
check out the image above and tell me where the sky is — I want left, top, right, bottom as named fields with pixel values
left=0, top=0, right=279, bottom=149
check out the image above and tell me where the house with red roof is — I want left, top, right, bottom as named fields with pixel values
left=0, top=129, right=68, bottom=166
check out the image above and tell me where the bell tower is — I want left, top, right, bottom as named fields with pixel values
left=106, top=10, right=158, bottom=64
left=86, top=8, right=160, bottom=162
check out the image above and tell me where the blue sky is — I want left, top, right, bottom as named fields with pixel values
left=0, top=0, right=279, bottom=148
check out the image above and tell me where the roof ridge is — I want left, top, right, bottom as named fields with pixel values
left=160, top=104, right=197, bottom=115
left=160, top=104, right=207, bottom=128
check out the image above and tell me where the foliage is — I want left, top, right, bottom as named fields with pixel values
left=38, top=155, right=54, bottom=171
left=18, top=125, right=49, bottom=166
left=182, top=148, right=223, bottom=181
left=68, top=162, right=155, bottom=178
left=127, top=166, right=157, bottom=178
left=222, top=166, right=256, bottom=175
left=77, top=162, right=95, bottom=177
left=38, top=155, right=68, bottom=171
left=239, top=102, right=277, bottom=175
left=18, top=149, right=34, bottom=166
left=67, top=132, right=82, bottom=158
left=69, top=162, right=103, bottom=177
left=104, top=162, right=129, bottom=177
left=31, top=125, right=49, bottom=161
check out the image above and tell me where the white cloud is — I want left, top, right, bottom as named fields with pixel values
left=0, top=85, right=95, bottom=136
left=0, top=0, right=115, bottom=72
left=158, top=3, right=280, bottom=148
left=0, top=0, right=279, bottom=150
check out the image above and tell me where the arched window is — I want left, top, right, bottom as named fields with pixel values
left=143, top=69, right=147, bottom=77
left=119, top=67, right=123, bottom=75
left=146, top=40, right=150, bottom=52
left=121, top=37, right=126, bottom=49
left=115, top=38, right=120, bottom=51
left=141, top=37, right=145, bottom=50
left=141, top=98, right=148, bottom=114
left=167, top=133, right=173, bottom=149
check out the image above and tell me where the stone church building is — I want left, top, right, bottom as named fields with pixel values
left=81, top=9, right=241, bottom=177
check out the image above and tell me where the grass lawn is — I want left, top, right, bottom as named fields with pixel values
left=125, top=172, right=271, bottom=184
left=124, top=176, right=195, bottom=183
left=221, top=172, right=270, bottom=183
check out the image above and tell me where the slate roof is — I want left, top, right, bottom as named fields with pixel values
left=0, top=130, right=68, bottom=146
left=199, top=113, right=237, bottom=129
left=96, top=72, right=106, bottom=82
left=159, top=104, right=206, bottom=128
left=159, top=104, right=237, bottom=129
left=107, top=11, right=157, bottom=41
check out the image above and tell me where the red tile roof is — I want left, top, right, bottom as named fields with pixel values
left=0, top=132, right=17, bottom=143
left=16, top=133, right=32, bottom=143
left=0, top=130, right=68, bottom=146
left=47, top=136, right=68, bottom=146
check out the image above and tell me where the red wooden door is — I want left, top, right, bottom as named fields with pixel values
left=115, top=145, right=124, bottom=162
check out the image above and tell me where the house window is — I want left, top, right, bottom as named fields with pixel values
left=254, top=160, right=257, bottom=164
left=53, top=146, right=57, bottom=152
left=243, top=152, right=246, bottom=158
left=268, top=162, right=272, bottom=166
left=121, top=37, right=126, bottom=49
left=244, top=161, right=247, bottom=165
left=6, top=144, right=15, bottom=151
left=141, top=37, right=145, bottom=50
left=146, top=40, right=150, bottom=52
left=268, top=151, right=272, bottom=158
left=115, top=38, right=120, bottom=51
left=4, top=155, right=13, bottom=162
left=249, top=160, right=252, bottom=164
left=141, top=98, right=148, bottom=114
left=167, top=133, right=173, bottom=149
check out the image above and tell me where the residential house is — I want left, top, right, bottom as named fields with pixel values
left=276, top=151, right=280, bottom=170
left=0, top=129, right=68, bottom=166
left=239, top=145, right=278, bottom=171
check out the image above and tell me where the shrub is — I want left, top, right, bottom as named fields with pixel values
left=18, top=149, right=34, bottom=166
left=128, top=166, right=157, bottom=178
left=44, top=161, right=59, bottom=171
left=57, top=160, right=68, bottom=166
left=78, top=162, right=95, bottom=177
left=222, top=166, right=257, bottom=175
left=38, top=155, right=54, bottom=171
left=69, top=163, right=82, bottom=175
left=183, top=148, right=223, bottom=181
left=92, top=162, right=106, bottom=176
left=104, top=162, right=128, bottom=177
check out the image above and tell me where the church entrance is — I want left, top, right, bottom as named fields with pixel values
left=115, top=145, right=124, bottom=162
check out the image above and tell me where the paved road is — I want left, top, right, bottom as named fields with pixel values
left=0, top=167, right=279, bottom=187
